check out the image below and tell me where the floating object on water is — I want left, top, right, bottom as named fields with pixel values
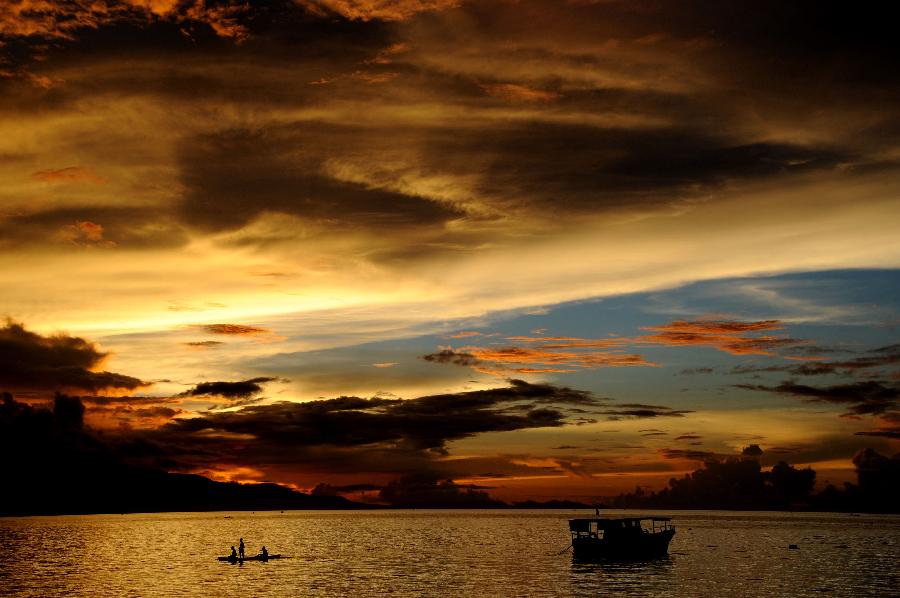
left=789, top=544, right=799, bottom=550
left=568, top=516, right=675, bottom=560
left=218, top=554, right=283, bottom=562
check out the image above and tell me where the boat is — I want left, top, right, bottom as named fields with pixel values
left=217, top=554, right=283, bottom=562
left=568, top=516, right=675, bottom=560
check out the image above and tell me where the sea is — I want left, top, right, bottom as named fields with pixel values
left=0, top=510, right=897, bottom=597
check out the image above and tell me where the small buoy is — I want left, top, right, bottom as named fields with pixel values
left=789, top=544, right=799, bottom=550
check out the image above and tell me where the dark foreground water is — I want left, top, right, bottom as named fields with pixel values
left=0, top=510, right=897, bottom=597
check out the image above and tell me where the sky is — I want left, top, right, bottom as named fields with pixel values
left=1, top=0, right=898, bottom=504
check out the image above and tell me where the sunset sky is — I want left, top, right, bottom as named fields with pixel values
left=1, top=0, right=898, bottom=503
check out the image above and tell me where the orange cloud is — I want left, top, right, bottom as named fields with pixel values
left=480, top=83, right=560, bottom=103
left=365, top=41, right=411, bottom=64
left=431, top=318, right=806, bottom=377
left=32, top=166, right=106, bottom=184
left=60, top=220, right=115, bottom=247
left=463, top=345, right=653, bottom=375
left=299, top=0, right=460, bottom=21
left=639, top=319, right=804, bottom=356
left=198, top=324, right=271, bottom=335
left=350, top=69, right=398, bottom=84
left=0, top=0, right=248, bottom=43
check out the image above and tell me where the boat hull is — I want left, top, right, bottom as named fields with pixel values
left=572, top=529, right=674, bottom=561
left=217, top=554, right=281, bottom=562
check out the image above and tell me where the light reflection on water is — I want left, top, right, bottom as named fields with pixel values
left=0, top=510, right=897, bottom=597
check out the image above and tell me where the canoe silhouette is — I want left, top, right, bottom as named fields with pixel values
left=217, top=554, right=283, bottom=562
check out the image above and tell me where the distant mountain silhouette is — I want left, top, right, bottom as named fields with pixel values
left=0, top=392, right=361, bottom=516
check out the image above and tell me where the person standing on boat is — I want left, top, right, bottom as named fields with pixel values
left=239, top=538, right=245, bottom=559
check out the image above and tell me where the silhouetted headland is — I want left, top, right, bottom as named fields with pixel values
left=0, top=392, right=362, bottom=516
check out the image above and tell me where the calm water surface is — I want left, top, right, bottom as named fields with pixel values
left=0, top=510, right=897, bottom=597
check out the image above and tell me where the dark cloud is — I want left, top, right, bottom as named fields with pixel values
left=183, top=340, right=225, bottom=348
left=660, top=449, right=724, bottom=462
left=377, top=474, right=505, bottom=508
left=855, top=412, right=900, bottom=440
left=856, top=430, right=900, bottom=439
left=0, top=204, right=187, bottom=250
left=872, top=343, right=900, bottom=354
left=310, top=482, right=381, bottom=497
left=600, top=404, right=692, bottom=420
left=675, top=434, right=702, bottom=441
left=421, top=349, right=482, bottom=367
left=179, top=377, right=278, bottom=399
left=177, top=125, right=463, bottom=233
left=105, top=405, right=182, bottom=419
left=1, top=0, right=895, bottom=259
left=732, top=345, right=900, bottom=377
left=736, top=381, right=899, bottom=417
left=456, top=123, right=849, bottom=215
left=0, top=320, right=146, bottom=393
left=143, top=379, right=598, bottom=475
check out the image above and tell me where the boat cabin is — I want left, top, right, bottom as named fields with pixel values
left=569, top=516, right=673, bottom=541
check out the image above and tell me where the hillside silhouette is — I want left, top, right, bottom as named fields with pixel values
left=1, top=392, right=360, bottom=516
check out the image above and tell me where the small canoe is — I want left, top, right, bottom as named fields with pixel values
left=217, top=554, right=282, bottom=562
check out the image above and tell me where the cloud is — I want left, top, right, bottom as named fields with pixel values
left=479, top=83, right=560, bottom=103
left=299, top=0, right=460, bottom=22
left=600, top=404, right=692, bottom=420
left=449, top=331, right=482, bottom=338
left=854, top=412, right=900, bottom=439
left=59, top=220, right=116, bottom=247
left=640, top=319, right=804, bottom=356
left=31, top=166, right=105, bottom=184
left=464, top=346, right=652, bottom=371
left=855, top=429, right=900, bottom=439
left=732, top=344, right=900, bottom=377
left=179, top=377, right=278, bottom=399
left=736, top=380, right=899, bottom=418
left=141, top=379, right=600, bottom=477
left=183, top=340, right=225, bottom=348
left=421, top=349, right=481, bottom=367
left=660, top=448, right=725, bottom=462
left=427, top=319, right=804, bottom=378
left=176, top=126, right=463, bottom=234
left=197, top=324, right=271, bottom=335
left=310, top=482, right=381, bottom=496
left=376, top=473, right=504, bottom=508
left=423, top=338, right=651, bottom=377
left=0, top=0, right=250, bottom=45
left=0, top=320, right=146, bottom=393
